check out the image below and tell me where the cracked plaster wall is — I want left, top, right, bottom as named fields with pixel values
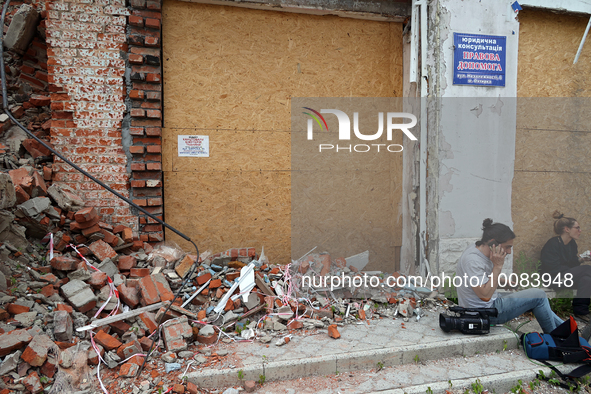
left=428, top=0, right=520, bottom=276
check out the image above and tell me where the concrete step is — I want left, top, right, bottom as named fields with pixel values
left=250, top=350, right=574, bottom=394
left=186, top=309, right=530, bottom=390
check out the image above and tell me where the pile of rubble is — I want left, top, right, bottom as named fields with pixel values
left=0, top=196, right=449, bottom=393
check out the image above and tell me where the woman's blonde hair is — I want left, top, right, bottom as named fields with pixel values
left=552, top=210, right=577, bottom=235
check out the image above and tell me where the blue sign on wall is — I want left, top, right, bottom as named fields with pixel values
left=453, top=33, right=506, bottom=87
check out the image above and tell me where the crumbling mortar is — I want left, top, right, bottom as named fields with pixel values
left=121, top=48, right=137, bottom=217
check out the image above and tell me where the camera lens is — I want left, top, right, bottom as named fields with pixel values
left=439, top=314, right=456, bottom=332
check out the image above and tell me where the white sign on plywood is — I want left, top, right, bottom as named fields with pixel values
left=178, top=135, right=209, bottom=157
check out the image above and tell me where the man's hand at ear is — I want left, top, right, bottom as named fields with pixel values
left=472, top=244, right=506, bottom=301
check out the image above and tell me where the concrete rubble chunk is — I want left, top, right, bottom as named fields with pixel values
left=23, top=370, right=43, bottom=394
left=4, top=4, right=40, bottom=52
left=119, top=362, right=139, bottom=377
left=47, top=184, right=85, bottom=212
left=2, top=125, right=28, bottom=153
left=0, top=349, right=21, bottom=375
left=53, top=310, right=73, bottom=342
left=14, top=311, right=37, bottom=327
left=96, top=259, right=119, bottom=278
left=0, top=210, right=14, bottom=234
left=0, top=173, right=17, bottom=209
left=0, top=220, right=29, bottom=250
left=116, top=339, right=142, bottom=360
left=199, top=325, right=215, bottom=336
left=17, top=197, right=52, bottom=219
left=0, top=270, right=6, bottom=292
left=59, top=347, right=73, bottom=368
left=60, top=279, right=97, bottom=313
left=277, top=305, right=294, bottom=321
left=162, top=315, right=193, bottom=352
left=105, top=350, right=121, bottom=368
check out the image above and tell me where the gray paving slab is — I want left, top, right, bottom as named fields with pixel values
left=251, top=350, right=575, bottom=394
left=186, top=309, right=532, bottom=389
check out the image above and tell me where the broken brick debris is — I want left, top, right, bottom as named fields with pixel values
left=0, top=126, right=444, bottom=393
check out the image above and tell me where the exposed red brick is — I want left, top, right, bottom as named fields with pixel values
left=101, top=229, right=119, bottom=247
left=138, top=275, right=160, bottom=305
left=74, top=207, right=98, bottom=223
left=129, top=15, right=144, bottom=26
left=81, top=224, right=102, bottom=237
left=0, top=329, right=33, bottom=356
left=88, top=271, right=107, bottom=290
left=14, top=185, right=30, bottom=204
left=187, top=381, right=199, bottom=394
left=55, top=303, right=73, bottom=313
left=118, top=255, right=137, bottom=271
left=22, top=139, right=52, bottom=158
left=23, top=371, right=43, bottom=394
left=196, top=272, right=212, bottom=285
left=131, top=240, right=144, bottom=251
left=153, top=273, right=174, bottom=301
left=119, top=362, right=138, bottom=377
left=328, top=324, right=341, bottom=339
left=50, top=256, right=80, bottom=271
left=29, top=95, right=51, bottom=106
left=287, top=320, right=303, bottom=330
left=21, top=334, right=54, bottom=366
left=116, top=339, right=142, bottom=360
left=40, top=353, right=58, bottom=378
left=40, top=284, right=55, bottom=298
left=118, top=283, right=140, bottom=308
left=122, top=227, right=133, bottom=243
left=130, top=267, right=150, bottom=277
left=110, top=321, right=131, bottom=337
left=7, top=304, right=30, bottom=315
left=138, top=312, right=158, bottom=334
left=244, top=380, right=256, bottom=393
left=88, top=240, right=118, bottom=261
left=209, top=279, right=222, bottom=289
left=9, top=167, right=34, bottom=194
left=94, top=330, right=122, bottom=351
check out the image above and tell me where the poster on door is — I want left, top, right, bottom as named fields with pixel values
left=178, top=135, right=209, bottom=157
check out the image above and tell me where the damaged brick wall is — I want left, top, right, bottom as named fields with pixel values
left=45, top=0, right=135, bottom=228
left=21, top=0, right=166, bottom=241
left=127, top=0, right=164, bottom=243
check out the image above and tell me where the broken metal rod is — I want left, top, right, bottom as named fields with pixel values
left=181, top=278, right=211, bottom=308
left=76, top=302, right=165, bottom=332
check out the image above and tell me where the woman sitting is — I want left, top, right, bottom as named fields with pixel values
left=540, top=211, right=591, bottom=322
left=456, top=218, right=563, bottom=333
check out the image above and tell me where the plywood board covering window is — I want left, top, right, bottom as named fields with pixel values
left=162, top=0, right=403, bottom=265
left=513, top=9, right=591, bottom=266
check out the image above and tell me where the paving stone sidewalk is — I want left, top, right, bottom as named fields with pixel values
left=187, top=309, right=535, bottom=390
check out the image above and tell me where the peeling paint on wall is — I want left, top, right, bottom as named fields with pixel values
left=490, top=96, right=504, bottom=116
left=439, top=210, right=456, bottom=237
left=438, top=166, right=454, bottom=199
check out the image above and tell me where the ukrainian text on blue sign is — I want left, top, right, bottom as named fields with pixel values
left=453, top=33, right=506, bottom=87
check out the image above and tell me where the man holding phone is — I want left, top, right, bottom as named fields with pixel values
left=455, top=218, right=563, bottom=333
